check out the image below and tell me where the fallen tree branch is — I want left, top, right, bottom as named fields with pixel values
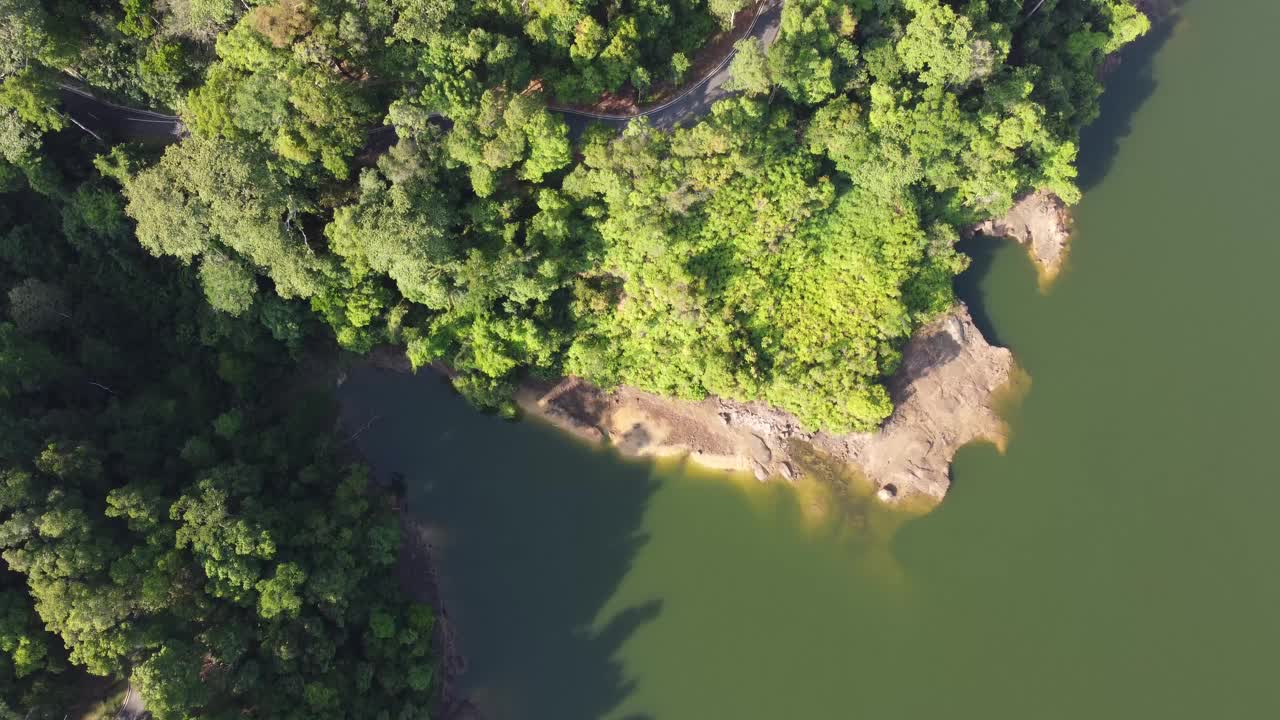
left=344, top=415, right=381, bottom=443
left=65, top=114, right=105, bottom=145
left=87, top=381, right=118, bottom=395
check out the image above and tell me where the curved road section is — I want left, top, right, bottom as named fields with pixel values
left=57, top=0, right=783, bottom=145
left=553, top=0, right=783, bottom=135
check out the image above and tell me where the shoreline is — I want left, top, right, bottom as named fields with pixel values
left=515, top=195, right=1071, bottom=506
left=337, top=387, right=480, bottom=720
left=352, top=194, right=1069, bottom=508
left=972, top=191, right=1074, bottom=289
left=343, top=189, right=1068, bottom=719
left=517, top=302, right=1016, bottom=508
left=396, top=511, right=484, bottom=720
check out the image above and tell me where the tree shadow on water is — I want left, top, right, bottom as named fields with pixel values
left=954, top=235, right=1009, bottom=349
left=1077, top=4, right=1188, bottom=192
left=338, top=367, right=661, bottom=720
left=956, top=4, right=1187, bottom=348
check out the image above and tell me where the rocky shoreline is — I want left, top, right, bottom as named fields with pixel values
left=518, top=193, right=1069, bottom=505
left=360, top=194, right=1067, bottom=506
left=973, top=191, right=1073, bottom=286
left=519, top=303, right=1013, bottom=505
left=395, top=516, right=495, bottom=720
left=394, top=517, right=478, bottom=719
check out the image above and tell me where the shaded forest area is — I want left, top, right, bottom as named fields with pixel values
left=0, top=133, right=437, bottom=718
left=0, top=0, right=1147, bottom=717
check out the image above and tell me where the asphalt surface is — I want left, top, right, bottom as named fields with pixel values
left=58, top=83, right=186, bottom=143
left=553, top=0, right=783, bottom=136
left=56, top=0, right=784, bottom=145
left=114, top=685, right=149, bottom=720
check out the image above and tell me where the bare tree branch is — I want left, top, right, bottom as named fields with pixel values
left=285, top=195, right=313, bottom=254
left=344, top=415, right=381, bottom=444
left=87, top=381, right=118, bottom=395
left=65, top=114, right=105, bottom=145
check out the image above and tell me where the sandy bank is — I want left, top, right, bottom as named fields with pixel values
left=518, top=303, right=1015, bottom=506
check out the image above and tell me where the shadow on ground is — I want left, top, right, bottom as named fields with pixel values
left=339, top=367, right=660, bottom=720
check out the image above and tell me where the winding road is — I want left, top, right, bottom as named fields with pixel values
left=552, top=0, right=783, bottom=135
left=56, top=0, right=783, bottom=145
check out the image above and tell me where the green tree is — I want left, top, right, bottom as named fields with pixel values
left=7, top=278, right=66, bottom=333
left=725, top=38, right=771, bottom=95
left=443, top=88, right=570, bottom=196
left=131, top=645, right=212, bottom=718
left=670, top=51, right=690, bottom=85
left=198, top=253, right=257, bottom=316
left=710, top=0, right=749, bottom=28
left=122, top=136, right=326, bottom=302
left=118, top=0, right=156, bottom=39
left=0, top=70, right=63, bottom=133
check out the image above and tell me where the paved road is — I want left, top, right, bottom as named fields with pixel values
left=58, top=83, right=185, bottom=143
left=553, top=0, right=783, bottom=136
left=114, top=684, right=149, bottom=720
left=57, top=0, right=784, bottom=145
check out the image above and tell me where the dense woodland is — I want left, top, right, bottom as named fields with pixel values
left=0, top=140, right=436, bottom=718
left=0, top=0, right=1146, bottom=717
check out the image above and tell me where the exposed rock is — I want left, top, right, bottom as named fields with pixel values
left=751, top=460, right=770, bottom=482
left=779, top=461, right=796, bottom=482
left=809, top=305, right=1014, bottom=504
left=517, top=303, right=1015, bottom=507
left=974, top=191, right=1072, bottom=284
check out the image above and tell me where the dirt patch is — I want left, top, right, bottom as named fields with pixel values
left=519, top=303, right=1016, bottom=507
left=973, top=191, right=1073, bottom=287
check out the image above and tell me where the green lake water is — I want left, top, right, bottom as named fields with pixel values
left=338, top=1, right=1280, bottom=716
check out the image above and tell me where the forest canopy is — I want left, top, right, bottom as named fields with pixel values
left=0, top=140, right=436, bottom=717
left=0, top=0, right=1147, bottom=714
left=51, top=0, right=1145, bottom=434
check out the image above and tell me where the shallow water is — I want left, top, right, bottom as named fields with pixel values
left=339, top=1, right=1280, bottom=716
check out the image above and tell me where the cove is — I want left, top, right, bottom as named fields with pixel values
left=338, top=1, right=1280, bottom=716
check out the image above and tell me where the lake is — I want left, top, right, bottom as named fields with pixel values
left=338, top=1, right=1280, bottom=716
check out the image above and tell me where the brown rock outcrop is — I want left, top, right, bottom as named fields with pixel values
left=810, top=305, right=1014, bottom=502
left=518, top=303, right=1015, bottom=506
left=975, top=191, right=1073, bottom=284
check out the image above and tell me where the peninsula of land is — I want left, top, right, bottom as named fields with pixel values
left=516, top=196, right=1070, bottom=504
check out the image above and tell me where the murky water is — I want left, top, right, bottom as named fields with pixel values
left=339, top=2, right=1280, bottom=716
